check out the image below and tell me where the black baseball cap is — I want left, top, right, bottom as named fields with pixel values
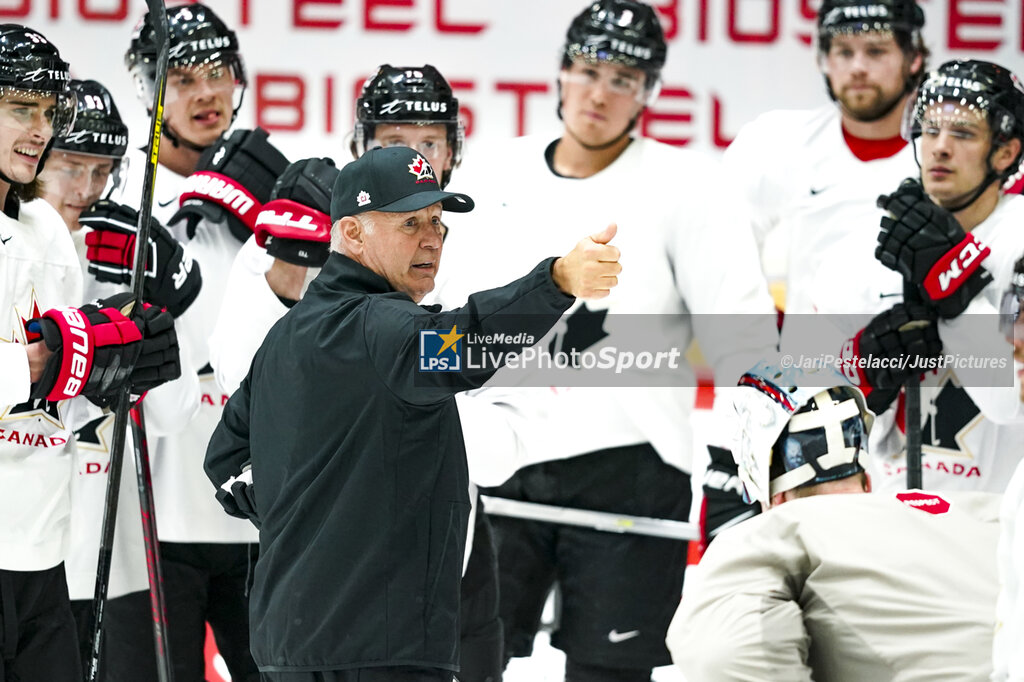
left=330, top=146, right=474, bottom=221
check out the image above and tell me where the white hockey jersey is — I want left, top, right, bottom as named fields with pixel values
left=723, top=105, right=918, bottom=291
left=116, top=148, right=256, bottom=544
left=0, top=198, right=84, bottom=571
left=994, top=459, right=1024, bottom=681
left=433, top=135, right=777, bottom=483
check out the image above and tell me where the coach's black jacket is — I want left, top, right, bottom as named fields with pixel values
left=205, top=251, right=573, bottom=673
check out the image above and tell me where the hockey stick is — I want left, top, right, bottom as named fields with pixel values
left=903, top=283, right=924, bottom=490
left=87, top=1, right=171, bottom=680
left=129, top=404, right=171, bottom=679
left=480, top=495, right=699, bottom=541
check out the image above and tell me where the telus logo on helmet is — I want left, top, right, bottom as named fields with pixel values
left=22, top=67, right=69, bottom=83
left=378, top=99, right=448, bottom=115
left=609, top=39, right=652, bottom=60
left=63, top=131, right=128, bottom=147
left=933, top=76, right=985, bottom=92
left=169, top=36, right=232, bottom=60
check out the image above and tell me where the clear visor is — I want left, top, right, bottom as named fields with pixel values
left=0, top=87, right=77, bottom=140
left=41, top=150, right=122, bottom=198
left=560, top=63, right=649, bottom=104
left=163, top=58, right=244, bottom=114
left=999, top=285, right=1024, bottom=342
left=908, top=88, right=994, bottom=140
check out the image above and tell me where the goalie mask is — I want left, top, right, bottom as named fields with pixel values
left=904, top=60, right=1024, bottom=210
left=732, top=360, right=873, bottom=507
left=354, top=65, right=462, bottom=188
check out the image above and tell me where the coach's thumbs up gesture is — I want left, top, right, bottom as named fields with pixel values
left=552, top=223, right=621, bottom=300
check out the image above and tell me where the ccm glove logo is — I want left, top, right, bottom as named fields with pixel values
left=924, top=233, right=990, bottom=300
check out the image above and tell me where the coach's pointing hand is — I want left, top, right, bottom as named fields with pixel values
left=552, top=223, right=621, bottom=300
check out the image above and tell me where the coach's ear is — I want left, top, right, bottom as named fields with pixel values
left=335, top=216, right=366, bottom=256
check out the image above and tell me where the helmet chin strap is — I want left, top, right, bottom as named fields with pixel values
left=162, top=121, right=211, bottom=154
left=911, top=139, right=1004, bottom=214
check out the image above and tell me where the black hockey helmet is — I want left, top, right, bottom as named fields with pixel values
left=0, top=24, right=76, bottom=138
left=353, top=64, right=463, bottom=186
left=562, top=0, right=667, bottom=86
left=53, top=80, right=128, bottom=158
left=125, top=3, right=246, bottom=118
left=817, top=0, right=924, bottom=47
left=907, top=60, right=1024, bottom=183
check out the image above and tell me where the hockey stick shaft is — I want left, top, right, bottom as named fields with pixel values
left=480, top=495, right=699, bottom=541
left=905, top=373, right=923, bottom=489
left=130, top=406, right=172, bottom=682
left=86, top=1, right=170, bottom=680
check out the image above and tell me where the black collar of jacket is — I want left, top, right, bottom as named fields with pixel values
left=312, top=251, right=442, bottom=312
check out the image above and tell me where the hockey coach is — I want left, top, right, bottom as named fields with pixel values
left=205, top=146, right=622, bottom=681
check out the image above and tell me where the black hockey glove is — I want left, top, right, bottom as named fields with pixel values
left=81, top=200, right=202, bottom=317
left=701, top=445, right=759, bottom=550
left=169, top=127, right=290, bottom=243
left=876, top=178, right=992, bottom=319
left=85, top=302, right=182, bottom=408
left=839, top=302, right=943, bottom=414
left=253, top=157, right=338, bottom=267
left=215, top=463, right=260, bottom=529
left=27, top=293, right=143, bottom=402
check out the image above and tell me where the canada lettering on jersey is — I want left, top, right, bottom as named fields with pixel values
left=0, top=428, right=67, bottom=447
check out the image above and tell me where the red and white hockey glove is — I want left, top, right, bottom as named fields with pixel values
left=81, top=200, right=202, bottom=317
left=253, top=157, right=339, bottom=267
left=876, top=178, right=992, bottom=319
left=27, top=293, right=143, bottom=402
left=840, top=302, right=943, bottom=414
left=169, top=127, right=290, bottom=243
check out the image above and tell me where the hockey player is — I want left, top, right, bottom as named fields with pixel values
left=994, top=255, right=1024, bottom=682
left=70, top=5, right=287, bottom=679
left=848, top=60, right=1024, bottom=492
left=37, top=77, right=203, bottom=674
left=431, top=1, right=778, bottom=679
left=724, top=0, right=927, bottom=310
left=209, top=65, right=506, bottom=682
left=205, top=145, right=622, bottom=682
left=666, top=362, right=1001, bottom=681
left=0, top=24, right=179, bottom=679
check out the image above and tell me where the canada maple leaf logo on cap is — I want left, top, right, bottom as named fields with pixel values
left=408, top=154, right=437, bottom=184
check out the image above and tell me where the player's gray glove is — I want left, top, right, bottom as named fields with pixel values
left=876, top=178, right=992, bottom=319
left=840, top=302, right=943, bottom=414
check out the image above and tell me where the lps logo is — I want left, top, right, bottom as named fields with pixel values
left=419, top=325, right=463, bottom=372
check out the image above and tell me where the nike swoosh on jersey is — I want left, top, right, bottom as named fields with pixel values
left=0, top=234, right=11, bottom=245
left=809, top=186, right=832, bottom=195
left=158, top=197, right=177, bottom=208
left=607, top=629, right=641, bottom=643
